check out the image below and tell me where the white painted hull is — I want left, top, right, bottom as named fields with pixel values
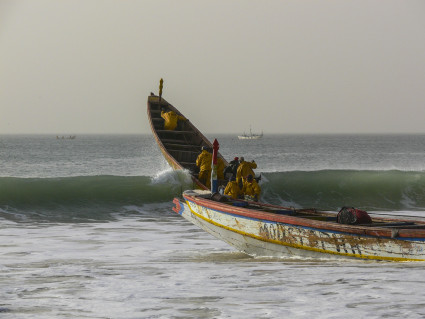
left=237, top=135, right=262, bottom=140
left=178, top=200, right=340, bottom=259
left=173, top=193, right=425, bottom=261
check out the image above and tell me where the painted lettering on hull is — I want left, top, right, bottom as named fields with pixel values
left=258, top=222, right=417, bottom=259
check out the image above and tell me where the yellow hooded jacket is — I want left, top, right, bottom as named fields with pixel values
left=236, top=160, right=257, bottom=184
left=217, top=157, right=225, bottom=180
left=161, top=110, right=186, bottom=130
left=196, top=150, right=212, bottom=172
left=242, top=179, right=261, bottom=198
left=224, top=180, right=242, bottom=199
left=196, top=149, right=212, bottom=187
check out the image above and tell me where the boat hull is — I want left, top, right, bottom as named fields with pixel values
left=174, top=191, right=425, bottom=261
left=237, top=135, right=262, bottom=140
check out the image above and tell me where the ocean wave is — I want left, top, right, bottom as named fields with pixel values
left=0, top=170, right=194, bottom=212
left=2, top=170, right=425, bottom=221
left=260, top=170, right=425, bottom=211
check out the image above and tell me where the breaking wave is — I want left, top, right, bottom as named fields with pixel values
left=260, top=170, right=425, bottom=211
left=0, top=170, right=194, bottom=221
left=2, top=169, right=425, bottom=222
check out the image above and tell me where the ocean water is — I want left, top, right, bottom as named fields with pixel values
left=2, top=134, right=425, bottom=318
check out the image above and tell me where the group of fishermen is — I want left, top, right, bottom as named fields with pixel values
left=196, top=147, right=261, bottom=202
left=160, top=105, right=261, bottom=201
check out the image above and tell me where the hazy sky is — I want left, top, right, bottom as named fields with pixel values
left=1, top=0, right=425, bottom=134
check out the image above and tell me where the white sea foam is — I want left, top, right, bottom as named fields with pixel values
left=2, top=215, right=425, bottom=318
left=150, top=168, right=194, bottom=190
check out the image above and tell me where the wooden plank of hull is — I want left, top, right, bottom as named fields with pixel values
left=173, top=195, right=425, bottom=261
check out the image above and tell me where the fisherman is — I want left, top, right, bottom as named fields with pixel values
left=242, top=174, right=261, bottom=202
left=224, top=175, right=242, bottom=199
left=217, top=156, right=225, bottom=181
left=236, top=156, right=257, bottom=187
left=224, top=157, right=239, bottom=180
left=160, top=106, right=187, bottom=130
left=196, top=146, right=212, bottom=188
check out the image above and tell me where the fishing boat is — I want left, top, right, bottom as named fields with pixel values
left=238, top=126, right=263, bottom=140
left=173, top=189, right=425, bottom=261
left=147, top=92, right=228, bottom=190
left=148, top=83, right=425, bottom=261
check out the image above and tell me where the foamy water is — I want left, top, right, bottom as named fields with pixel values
left=2, top=212, right=425, bottom=318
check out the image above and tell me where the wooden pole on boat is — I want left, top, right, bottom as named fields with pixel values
left=211, top=139, right=219, bottom=193
left=158, top=78, right=164, bottom=106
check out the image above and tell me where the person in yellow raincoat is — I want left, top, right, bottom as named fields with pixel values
left=161, top=106, right=186, bottom=130
left=242, top=174, right=261, bottom=201
left=224, top=175, right=242, bottom=199
left=236, top=156, right=257, bottom=186
left=196, top=146, right=212, bottom=188
left=217, top=157, right=225, bottom=181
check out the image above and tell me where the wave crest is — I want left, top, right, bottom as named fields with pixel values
left=260, top=170, right=425, bottom=210
left=0, top=172, right=195, bottom=210
left=2, top=170, right=425, bottom=219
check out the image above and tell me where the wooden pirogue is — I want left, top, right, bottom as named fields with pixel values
left=147, top=93, right=228, bottom=190
left=147, top=88, right=425, bottom=261
left=173, top=190, right=425, bottom=261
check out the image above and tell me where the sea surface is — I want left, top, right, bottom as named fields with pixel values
left=1, top=134, right=425, bottom=318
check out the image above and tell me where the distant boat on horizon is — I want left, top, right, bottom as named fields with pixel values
left=238, top=126, right=263, bottom=140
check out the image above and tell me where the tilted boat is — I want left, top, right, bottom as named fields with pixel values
left=147, top=93, right=228, bottom=190
left=173, top=190, right=425, bottom=261
left=148, top=88, right=425, bottom=261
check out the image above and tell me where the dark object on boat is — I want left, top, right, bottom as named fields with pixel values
left=210, top=192, right=229, bottom=202
left=337, top=207, right=372, bottom=225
